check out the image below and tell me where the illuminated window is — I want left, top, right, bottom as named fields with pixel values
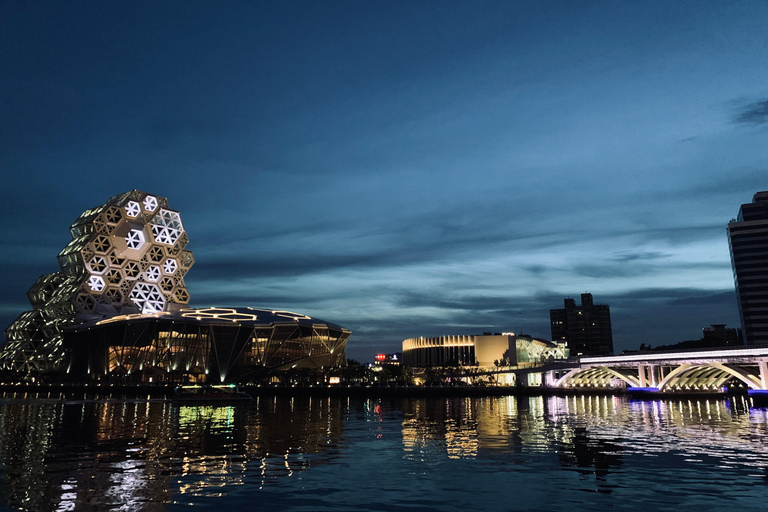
left=88, top=275, right=105, bottom=292
left=145, top=265, right=161, bottom=282
left=129, top=282, right=165, bottom=313
left=125, top=229, right=145, bottom=250
left=163, top=258, right=178, bottom=275
left=150, top=209, right=184, bottom=245
left=125, top=201, right=140, bottom=218
left=143, top=195, right=158, bottom=212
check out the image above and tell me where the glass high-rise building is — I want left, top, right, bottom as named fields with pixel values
left=727, top=191, right=768, bottom=345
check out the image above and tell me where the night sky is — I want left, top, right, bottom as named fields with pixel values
left=2, top=1, right=767, bottom=361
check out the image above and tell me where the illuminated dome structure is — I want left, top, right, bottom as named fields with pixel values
left=66, top=308, right=350, bottom=383
left=0, top=190, right=350, bottom=381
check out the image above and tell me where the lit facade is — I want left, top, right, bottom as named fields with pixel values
left=0, top=190, right=350, bottom=380
left=728, top=191, right=768, bottom=345
left=1, top=191, right=194, bottom=373
left=402, top=334, right=568, bottom=368
left=65, top=307, right=350, bottom=383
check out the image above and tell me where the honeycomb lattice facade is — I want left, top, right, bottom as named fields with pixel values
left=1, top=191, right=194, bottom=373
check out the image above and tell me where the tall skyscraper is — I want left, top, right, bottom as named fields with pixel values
left=727, top=191, right=768, bottom=345
left=550, top=293, right=614, bottom=356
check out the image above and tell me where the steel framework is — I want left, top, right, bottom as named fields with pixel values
left=1, top=190, right=194, bottom=372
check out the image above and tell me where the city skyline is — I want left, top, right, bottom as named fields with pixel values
left=2, top=1, right=767, bottom=360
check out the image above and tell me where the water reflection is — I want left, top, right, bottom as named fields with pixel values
left=399, top=394, right=768, bottom=493
left=0, top=394, right=767, bottom=510
left=0, top=396, right=347, bottom=511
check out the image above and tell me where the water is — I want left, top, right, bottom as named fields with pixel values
left=0, top=394, right=767, bottom=511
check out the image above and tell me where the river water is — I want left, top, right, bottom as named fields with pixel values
left=0, top=394, right=767, bottom=511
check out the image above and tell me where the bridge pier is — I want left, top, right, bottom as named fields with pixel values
left=759, top=361, right=768, bottom=390
left=638, top=364, right=659, bottom=388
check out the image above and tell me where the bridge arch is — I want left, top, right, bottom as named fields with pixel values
left=657, top=362, right=761, bottom=391
left=555, top=366, right=640, bottom=388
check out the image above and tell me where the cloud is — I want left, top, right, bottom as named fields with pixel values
left=573, top=260, right=727, bottom=280
left=338, top=287, right=741, bottom=360
left=734, top=98, right=768, bottom=125
left=605, top=288, right=739, bottom=349
left=609, top=251, right=670, bottom=263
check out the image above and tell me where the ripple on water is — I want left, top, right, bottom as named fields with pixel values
left=0, top=395, right=767, bottom=511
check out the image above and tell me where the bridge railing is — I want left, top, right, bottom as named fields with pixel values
left=608, top=344, right=768, bottom=358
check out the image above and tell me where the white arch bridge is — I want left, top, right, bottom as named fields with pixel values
left=546, top=346, right=768, bottom=394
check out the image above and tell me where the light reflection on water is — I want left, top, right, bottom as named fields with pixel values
left=0, top=394, right=766, bottom=511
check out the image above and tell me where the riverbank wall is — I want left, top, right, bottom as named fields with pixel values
left=0, top=382, right=735, bottom=400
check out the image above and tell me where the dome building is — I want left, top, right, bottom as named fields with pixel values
left=66, top=307, right=349, bottom=383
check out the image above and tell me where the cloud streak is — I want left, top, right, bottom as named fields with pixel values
left=734, top=98, right=768, bottom=125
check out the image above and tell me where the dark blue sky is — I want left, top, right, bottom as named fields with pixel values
left=2, top=1, right=767, bottom=361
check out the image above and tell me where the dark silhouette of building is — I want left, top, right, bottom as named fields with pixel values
left=550, top=293, right=613, bottom=356
left=640, top=323, right=743, bottom=352
left=727, top=191, right=768, bottom=345
left=702, top=324, right=743, bottom=346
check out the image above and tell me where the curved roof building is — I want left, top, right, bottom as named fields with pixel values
left=66, top=307, right=350, bottom=383
left=402, top=334, right=568, bottom=368
left=1, top=190, right=350, bottom=382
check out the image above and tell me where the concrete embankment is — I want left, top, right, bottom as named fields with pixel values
left=0, top=382, right=735, bottom=400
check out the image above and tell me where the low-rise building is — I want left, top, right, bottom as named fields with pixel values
left=402, top=333, right=568, bottom=368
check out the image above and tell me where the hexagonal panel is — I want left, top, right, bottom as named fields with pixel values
left=163, top=258, right=177, bottom=275
left=124, top=201, right=141, bottom=218
left=124, top=261, right=141, bottom=279
left=143, top=195, right=158, bottom=212
left=150, top=209, right=184, bottom=245
left=92, top=235, right=111, bottom=254
left=105, top=206, right=122, bottom=224
left=104, top=288, right=123, bottom=303
left=88, top=256, right=107, bottom=274
left=129, top=282, right=165, bottom=314
left=105, top=268, right=122, bottom=285
left=148, top=246, right=165, bottom=262
left=75, top=293, right=96, bottom=312
left=87, top=275, right=105, bottom=292
left=108, top=251, right=126, bottom=268
left=145, top=265, right=161, bottom=282
left=125, top=229, right=146, bottom=250
left=159, top=276, right=174, bottom=292
left=179, top=251, right=194, bottom=268
left=175, top=288, right=189, bottom=303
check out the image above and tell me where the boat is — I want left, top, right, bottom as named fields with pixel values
left=171, top=384, right=253, bottom=404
